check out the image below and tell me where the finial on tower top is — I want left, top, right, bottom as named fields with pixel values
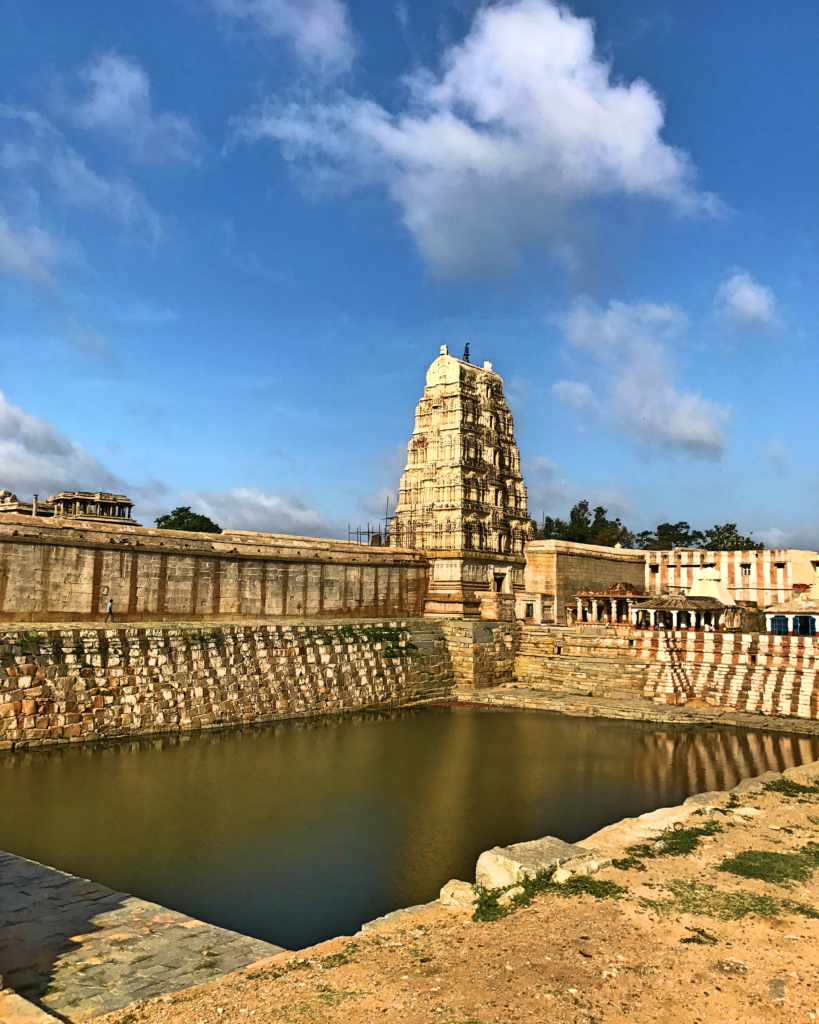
left=439, top=344, right=448, bottom=356
left=483, top=360, right=493, bottom=371
left=463, top=343, right=470, bottom=363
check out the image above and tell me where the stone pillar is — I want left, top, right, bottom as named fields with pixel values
left=649, top=610, right=656, bottom=628
left=672, top=610, right=679, bottom=629
left=786, top=615, right=795, bottom=635
left=765, top=614, right=773, bottom=634
left=591, top=599, right=599, bottom=622
left=576, top=599, right=582, bottom=624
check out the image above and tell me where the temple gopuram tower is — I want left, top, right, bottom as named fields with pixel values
left=392, top=345, right=533, bottom=617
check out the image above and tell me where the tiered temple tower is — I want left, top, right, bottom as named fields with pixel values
left=392, top=346, right=532, bottom=616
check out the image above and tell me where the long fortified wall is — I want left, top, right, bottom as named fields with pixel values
left=0, top=515, right=429, bottom=622
left=515, top=626, right=819, bottom=720
left=0, top=619, right=520, bottom=750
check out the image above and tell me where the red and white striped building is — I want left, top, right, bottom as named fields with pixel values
left=644, top=548, right=818, bottom=608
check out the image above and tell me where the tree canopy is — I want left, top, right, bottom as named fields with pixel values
left=154, top=507, right=222, bottom=534
left=532, top=502, right=763, bottom=551
left=533, top=500, right=634, bottom=547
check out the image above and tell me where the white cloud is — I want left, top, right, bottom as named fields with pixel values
left=0, top=391, right=128, bottom=497
left=551, top=379, right=598, bottom=412
left=523, top=454, right=629, bottom=520
left=0, top=105, right=163, bottom=242
left=209, top=0, right=356, bottom=72
left=0, top=218, right=74, bottom=285
left=183, top=486, right=342, bottom=537
left=235, top=0, right=717, bottom=277
left=554, top=298, right=729, bottom=456
left=49, top=150, right=163, bottom=241
left=752, top=527, right=789, bottom=549
left=70, top=54, right=200, bottom=165
left=714, top=269, right=776, bottom=327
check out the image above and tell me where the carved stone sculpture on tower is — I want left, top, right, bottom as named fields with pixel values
left=392, top=346, right=533, bottom=617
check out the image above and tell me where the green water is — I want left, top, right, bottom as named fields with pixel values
left=0, top=706, right=815, bottom=949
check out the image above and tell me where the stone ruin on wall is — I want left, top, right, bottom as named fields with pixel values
left=391, top=345, right=533, bottom=618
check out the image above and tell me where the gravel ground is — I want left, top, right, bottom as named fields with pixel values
left=94, top=784, right=819, bottom=1024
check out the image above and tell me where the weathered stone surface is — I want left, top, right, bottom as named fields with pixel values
left=783, top=759, right=819, bottom=785
left=0, top=987, right=62, bottom=1024
left=552, top=856, right=611, bottom=884
left=0, top=621, right=457, bottom=750
left=439, top=880, right=475, bottom=908
left=732, top=770, right=782, bottom=796
left=0, top=851, right=281, bottom=1023
left=356, top=902, right=439, bottom=936
left=475, top=836, right=589, bottom=889
left=496, top=885, right=525, bottom=906
left=683, top=790, right=731, bottom=808
left=0, top=515, right=430, bottom=624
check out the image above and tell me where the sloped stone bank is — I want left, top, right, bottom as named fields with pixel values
left=516, top=625, right=819, bottom=719
left=0, top=620, right=454, bottom=751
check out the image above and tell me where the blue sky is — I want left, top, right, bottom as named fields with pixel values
left=1, top=0, right=817, bottom=544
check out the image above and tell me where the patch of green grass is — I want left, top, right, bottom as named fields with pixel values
left=472, top=868, right=626, bottom=922
left=718, top=843, right=819, bottom=886
left=612, top=842, right=655, bottom=872
left=657, top=821, right=723, bottom=855
left=613, top=824, right=722, bottom=873
left=726, top=794, right=741, bottom=810
left=315, top=987, right=357, bottom=1006
left=559, top=875, right=627, bottom=899
left=643, top=879, right=819, bottom=921
left=807, top=815, right=819, bottom=826
left=322, top=943, right=358, bottom=969
left=765, top=778, right=819, bottom=798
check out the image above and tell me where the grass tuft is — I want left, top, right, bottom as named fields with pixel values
left=643, top=879, right=819, bottom=921
left=612, top=824, right=722, bottom=872
left=718, top=843, right=819, bottom=886
left=472, top=868, right=626, bottom=922
left=764, top=778, right=819, bottom=798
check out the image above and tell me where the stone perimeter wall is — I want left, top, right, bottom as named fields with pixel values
left=0, top=619, right=521, bottom=751
left=516, top=626, right=819, bottom=719
left=0, top=516, right=429, bottom=622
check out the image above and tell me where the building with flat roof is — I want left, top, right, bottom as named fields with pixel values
left=0, top=490, right=141, bottom=526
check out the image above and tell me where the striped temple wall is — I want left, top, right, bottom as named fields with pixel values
left=644, top=631, right=819, bottom=718
left=644, top=548, right=818, bottom=607
left=517, top=627, right=819, bottom=721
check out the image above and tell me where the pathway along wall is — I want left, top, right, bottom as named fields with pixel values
left=0, top=516, right=429, bottom=622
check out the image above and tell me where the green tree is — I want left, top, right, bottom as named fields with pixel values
left=635, top=520, right=763, bottom=550
left=532, top=500, right=634, bottom=547
left=702, top=523, right=763, bottom=551
left=635, top=521, right=706, bottom=550
left=154, top=507, right=222, bottom=534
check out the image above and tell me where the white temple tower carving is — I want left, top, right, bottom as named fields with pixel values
left=392, top=346, right=532, bottom=617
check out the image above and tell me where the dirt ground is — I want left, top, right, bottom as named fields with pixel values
left=96, top=784, right=819, bottom=1024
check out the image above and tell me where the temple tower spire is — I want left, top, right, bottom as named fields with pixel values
left=392, top=345, right=532, bottom=617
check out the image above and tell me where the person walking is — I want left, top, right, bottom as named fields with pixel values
left=105, top=598, right=115, bottom=623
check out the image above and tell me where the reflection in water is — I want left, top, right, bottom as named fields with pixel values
left=0, top=707, right=815, bottom=950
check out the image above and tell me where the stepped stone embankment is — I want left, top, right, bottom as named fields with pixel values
left=0, top=618, right=522, bottom=751
left=514, top=624, right=819, bottom=720
left=0, top=620, right=452, bottom=750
